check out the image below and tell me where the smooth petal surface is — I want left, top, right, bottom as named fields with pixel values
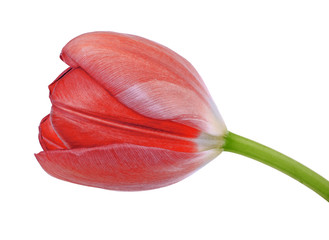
left=35, top=144, right=221, bottom=191
left=60, top=32, right=226, bottom=136
left=49, top=67, right=202, bottom=152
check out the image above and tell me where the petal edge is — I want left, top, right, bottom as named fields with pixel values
left=35, top=144, right=220, bottom=191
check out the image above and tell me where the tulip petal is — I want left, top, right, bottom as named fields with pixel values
left=61, top=32, right=209, bottom=98
left=35, top=144, right=220, bottom=191
left=49, top=67, right=201, bottom=152
left=60, top=32, right=226, bottom=136
left=38, top=115, right=67, bottom=151
left=115, top=79, right=224, bottom=135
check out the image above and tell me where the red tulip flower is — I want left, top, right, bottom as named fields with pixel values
left=35, top=32, right=226, bottom=191
left=36, top=32, right=329, bottom=201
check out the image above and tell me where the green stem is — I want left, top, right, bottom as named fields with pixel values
left=222, top=131, right=329, bottom=202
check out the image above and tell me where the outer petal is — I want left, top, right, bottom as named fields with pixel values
left=35, top=144, right=220, bottom=191
left=49, top=67, right=202, bottom=152
left=60, top=31, right=226, bottom=136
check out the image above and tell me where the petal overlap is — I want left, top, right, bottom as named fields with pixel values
left=38, top=115, right=67, bottom=151
left=49, top=67, right=201, bottom=152
left=60, top=32, right=226, bottom=135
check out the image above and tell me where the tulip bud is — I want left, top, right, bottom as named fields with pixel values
left=35, top=31, right=227, bottom=191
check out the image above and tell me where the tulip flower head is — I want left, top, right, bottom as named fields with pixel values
left=36, top=32, right=227, bottom=191
left=36, top=32, right=329, bottom=201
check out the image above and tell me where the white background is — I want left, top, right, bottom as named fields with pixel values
left=1, top=0, right=329, bottom=239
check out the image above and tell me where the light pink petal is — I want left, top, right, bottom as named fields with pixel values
left=60, top=32, right=226, bottom=136
left=35, top=144, right=220, bottom=191
left=116, top=79, right=226, bottom=135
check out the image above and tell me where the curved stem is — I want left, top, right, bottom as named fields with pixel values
left=222, top=131, right=329, bottom=202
